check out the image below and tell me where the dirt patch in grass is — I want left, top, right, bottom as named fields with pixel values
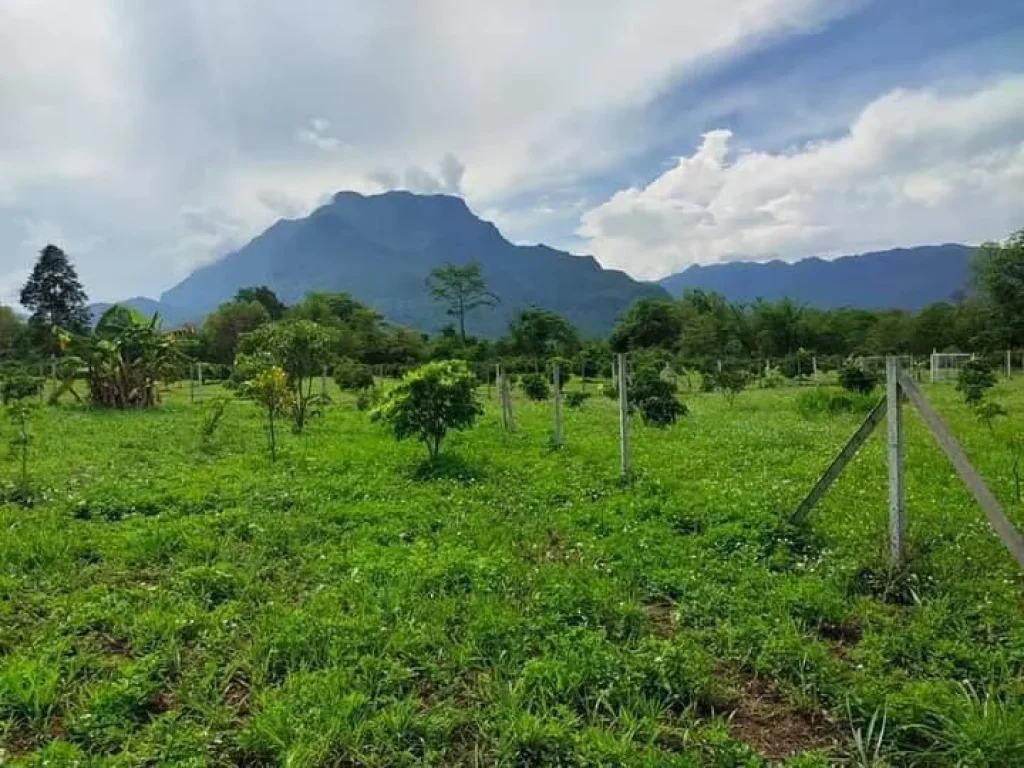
left=819, top=620, right=862, bottom=659
left=727, top=677, right=839, bottom=760
left=644, top=597, right=677, bottom=638
left=224, top=676, right=252, bottom=718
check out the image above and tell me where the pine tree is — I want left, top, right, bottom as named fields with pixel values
left=20, top=245, right=91, bottom=345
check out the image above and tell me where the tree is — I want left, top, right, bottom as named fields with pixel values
left=0, top=306, right=24, bottom=355
left=973, top=229, right=1024, bottom=346
left=237, top=320, right=338, bottom=432
left=507, top=308, right=580, bottom=359
left=957, top=358, right=996, bottom=406
left=370, top=360, right=482, bottom=459
left=20, top=245, right=90, bottom=349
left=241, top=365, right=292, bottom=461
left=610, top=298, right=681, bottom=352
left=202, top=300, right=270, bottom=365
left=235, top=286, right=287, bottom=320
left=288, top=292, right=386, bottom=361
left=426, top=262, right=498, bottom=342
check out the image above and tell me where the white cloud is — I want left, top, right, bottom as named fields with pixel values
left=0, top=0, right=851, bottom=301
left=296, top=118, right=342, bottom=152
left=578, top=77, right=1024, bottom=279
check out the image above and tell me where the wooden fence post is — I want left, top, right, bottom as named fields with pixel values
left=320, top=366, right=328, bottom=399
left=618, top=353, right=630, bottom=480
left=552, top=363, right=563, bottom=448
left=190, top=363, right=196, bottom=404
left=1007, top=349, right=1012, bottom=379
left=886, top=356, right=905, bottom=565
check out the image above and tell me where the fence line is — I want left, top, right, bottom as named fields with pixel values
left=793, top=356, right=1024, bottom=569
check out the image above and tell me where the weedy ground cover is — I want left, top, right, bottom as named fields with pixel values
left=1, top=380, right=1022, bottom=765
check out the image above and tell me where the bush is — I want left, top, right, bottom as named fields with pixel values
left=370, top=360, right=482, bottom=459
left=1, top=372, right=42, bottom=405
left=957, top=359, right=996, bottom=406
left=710, top=367, right=748, bottom=403
left=632, top=367, right=686, bottom=427
left=334, top=358, right=374, bottom=392
left=565, top=391, right=590, bottom=409
left=199, top=396, right=230, bottom=441
left=839, top=364, right=879, bottom=395
left=796, top=388, right=875, bottom=419
left=602, top=382, right=618, bottom=400
left=240, top=365, right=293, bottom=461
left=355, top=388, right=378, bottom=412
left=520, top=373, right=551, bottom=401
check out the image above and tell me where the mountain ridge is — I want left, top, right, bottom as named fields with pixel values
left=658, top=243, right=975, bottom=309
left=151, top=190, right=666, bottom=336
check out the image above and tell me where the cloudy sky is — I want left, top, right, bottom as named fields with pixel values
left=1, top=0, right=1022, bottom=303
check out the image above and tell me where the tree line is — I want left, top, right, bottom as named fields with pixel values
left=3, top=229, right=1023, bottom=384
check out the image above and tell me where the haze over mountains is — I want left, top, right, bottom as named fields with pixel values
left=95, top=192, right=977, bottom=334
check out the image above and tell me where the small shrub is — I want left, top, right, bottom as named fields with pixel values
left=565, top=391, right=590, bottom=409
left=520, top=373, right=551, bottom=401
left=710, top=367, right=748, bottom=404
left=839, top=364, right=879, bottom=395
left=957, top=359, right=996, bottom=406
left=632, top=367, right=686, bottom=427
left=2, top=371, right=42, bottom=404
left=355, top=388, right=379, bottom=412
left=638, top=394, right=687, bottom=426
left=796, top=388, right=876, bottom=419
left=761, top=364, right=786, bottom=389
left=370, top=360, right=482, bottom=459
left=601, top=382, right=618, bottom=400
left=240, top=365, right=294, bottom=461
left=199, top=396, right=230, bottom=442
left=5, top=399, right=38, bottom=504
left=334, top=358, right=374, bottom=392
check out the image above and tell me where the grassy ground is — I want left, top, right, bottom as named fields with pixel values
left=1, top=377, right=1023, bottom=766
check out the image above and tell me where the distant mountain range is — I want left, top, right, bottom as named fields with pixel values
left=91, top=193, right=979, bottom=334
left=99, top=191, right=665, bottom=336
left=658, top=244, right=975, bottom=309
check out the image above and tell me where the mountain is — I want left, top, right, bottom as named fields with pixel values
left=157, top=191, right=666, bottom=336
left=659, top=244, right=975, bottom=310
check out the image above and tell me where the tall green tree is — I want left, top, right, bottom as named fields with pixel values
left=610, top=297, right=681, bottom=352
left=973, top=229, right=1024, bottom=346
left=507, top=308, right=580, bottom=359
left=20, top=244, right=91, bottom=349
left=426, top=262, right=498, bottom=342
left=235, top=286, right=287, bottom=320
left=201, top=300, right=270, bottom=365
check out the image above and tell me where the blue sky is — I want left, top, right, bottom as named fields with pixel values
left=1, top=0, right=1022, bottom=301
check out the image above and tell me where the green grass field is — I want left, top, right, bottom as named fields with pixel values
left=2, top=378, right=1023, bottom=766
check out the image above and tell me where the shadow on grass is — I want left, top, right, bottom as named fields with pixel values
left=409, top=453, right=487, bottom=483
